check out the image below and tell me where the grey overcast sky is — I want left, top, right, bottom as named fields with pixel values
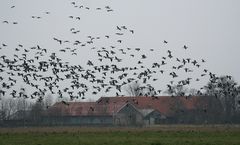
left=1, top=0, right=240, bottom=100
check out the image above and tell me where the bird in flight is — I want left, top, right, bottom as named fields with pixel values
left=117, top=26, right=121, bottom=31
left=2, top=21, right=8, bottom=24
left=183, top=45, right=188, bottom=49
left=129, top=30, right=134, bottom=34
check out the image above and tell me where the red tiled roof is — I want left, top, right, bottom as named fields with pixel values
left=97, top=96, right=199, bottom=115
left=47, top=101, right=126, bottom=116
left=47, top=102, right=95, bottom=116
left=46, top=96, right=201, bottom=117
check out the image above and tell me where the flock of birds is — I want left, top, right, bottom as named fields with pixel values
left=70, top=1, right=114, bottom=12
left=0, top=0, right=238, bottom=103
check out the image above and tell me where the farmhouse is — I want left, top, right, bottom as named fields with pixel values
left=44, top=96, right=202, bottom=126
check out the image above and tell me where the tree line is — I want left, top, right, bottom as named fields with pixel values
left=1, top=75, right=240, bottom=126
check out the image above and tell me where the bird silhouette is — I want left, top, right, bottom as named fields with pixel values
left=0, top=0, right=223, bottom=109
left=61, top=100, right=69, bottom=106
left=183, top=45, right=188, bottom=49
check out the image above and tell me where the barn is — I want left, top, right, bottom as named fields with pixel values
left=44, top=96, right=200, bottom=126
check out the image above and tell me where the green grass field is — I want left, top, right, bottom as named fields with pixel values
left=0, top=125, right=240, bottom=145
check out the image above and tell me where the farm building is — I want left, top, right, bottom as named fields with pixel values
left=44, top=96, right=205, bottom=126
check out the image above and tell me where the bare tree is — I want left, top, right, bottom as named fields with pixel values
left=188, top=88, right=200, bottom=96
left=204, top=75, right=240, bottom=122
left=43, top=94, right=54, bottom=109
left=56, top=96, right=70, bottom=102
left=0, top=98, right=7, bottom=121
left=0, top=98, right=18, bottom=120
left=30, top=100, right=44, bottom=125
left=124, top=81, right=144, bottom=96
left=195, top=95, right=224, bottom=124
left=14, top=98, right=31, bottom=126
left=165, top=85, right=188, bottom=96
